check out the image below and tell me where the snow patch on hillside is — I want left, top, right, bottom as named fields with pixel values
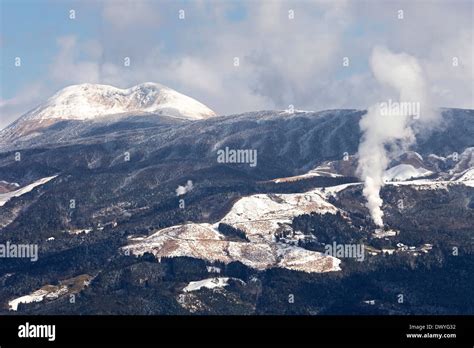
left=8, top=286, right=68, bottom=311
left=384, top=164, right=433, bottom=182
left=8, top=275, right=91, bottom=311
left=0, top=175, right=57, bottom=207
left=183, top=277, right=231, bottom=292
left=0, top=180, right=19, bottom=187
left=387, top=179, right=474, bottom=190
left=272, top=163, right=343, bottom=183
left=9, top=289, right=50, bottom=311
left=123, top=190, right=341, bottom=273
left=459, top=168, right=474, bottom=180
left=220, top=191, right=338, bottom=242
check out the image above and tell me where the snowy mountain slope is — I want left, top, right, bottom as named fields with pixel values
left=22, top=82, right=216, bottom=121
left=386, top=178, right=474, bottom=189
left=123, top=190, right=341, bottom=273
left=0, top=106, right=472, bottom=315
left=389, top=151, right=426, bottom=169
left=0, top=180, right=20, bottom=194
left=8, top=274, right=92, bottom=311
left=458, top=168, right=474, bottom=182
left=268, top=146, right=473, bottom=185
left=0, top=175, right=57, bottom=207
left=270, top=163, right=344, bottom=183
left=220, top=190, right=338, bottom=242
left=0, top=82, right=216, bottom=141
left=121, top=170, right=471, bottom=274
left=449, top=147, right=474, bottom=180
left=183, top=277, right=232, bottom=292
left=383, top=164, right=433, bottom=182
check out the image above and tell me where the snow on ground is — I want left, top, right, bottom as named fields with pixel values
left=383, top=164, right=433, bottom=182
left=220, top=190, right=338, bottom=243
left=183, top=277, right=231, bottom=292
left=272, top=164, right=342, bottom=183
left=386, top=179, right=473, bottom=190
left=8, top=289, right=50, bottom=311
left=206, top=266, right=221, bottom=273
left=306, top=164, right=344, bottom=178
left=123, top=190, right=341, bottom=273
left=123, top=163, right=473, bottom=274
left=67, top=228, right=93, bottom=235
left=0, top=176, right=57, bottom=207
left=8, top=275, right=92, bottom=311
left=318, top=182, right=360, bottom=196
left=373, top=229, right=398, bottom=238
left=278, top=109, right=315, bottom=115
left=0, top=180, right=20, bottom=187
left=20, top=82, right=216, bottom=122
left=276, top=244, right=341, bottom=272
left=455, top=167, right=474, bottom=187
left=8, top=286, right=68, bottom=311
left=125, top=223, right=279, bottom=271
left=428, top=154, right=446, bottom=161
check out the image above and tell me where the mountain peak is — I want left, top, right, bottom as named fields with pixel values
left=23, top=82, right=216, bottom=122
left=1, top=82, right=216, bottom=141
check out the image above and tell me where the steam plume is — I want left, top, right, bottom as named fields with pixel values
left=176, top=180, right=193, bottom=196
left=357, top=46, right=435, bottom=227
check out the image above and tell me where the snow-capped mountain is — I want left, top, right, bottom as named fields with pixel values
left=23, top=82, right=216, bottom=121
left=1, top=82, right=216, bottom=141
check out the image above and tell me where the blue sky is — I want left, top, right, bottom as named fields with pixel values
left=0, top=0, right=472, bottom=128
left=1, top=0, right=103, bottom=98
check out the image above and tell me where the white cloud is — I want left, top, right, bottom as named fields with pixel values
left=0, top=83, right=46, bottom=129
left=423, top=29, right=473, bottom=109
left=102, top=0, right=159, bottom=30
left=51, top=36, right=101, bottom=85
left=3, top=0, right=472, bottom=129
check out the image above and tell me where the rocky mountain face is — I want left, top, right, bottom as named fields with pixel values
left=0, top=93, right=472, bottom=315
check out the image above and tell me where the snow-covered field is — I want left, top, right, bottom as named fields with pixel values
left=67, top=228, right=93, bottom=235
left=183, top=277, right=232, bottom=292
left=123, top=190, right=341, bottom=273
left=9, top=289, right=50, bottom=311
left=8, top=275, right=92, bottom=311
left=122, top=162, right=473, bottom=274
left=220, top=190, right=338, bottom=242
left=0, top=176, right=57, bottom=207
left=8, top=286, right=68, bottom=311
left=383, top=164, right=433, bottom=182
left=0, top=180, right=19, bottom=188
left=272, top=163, right=343, bottom=183
left=386, top=178, right=474, bottom=189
